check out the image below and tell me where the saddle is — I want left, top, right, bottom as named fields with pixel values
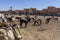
left=0, top=22, right=6, bottom=27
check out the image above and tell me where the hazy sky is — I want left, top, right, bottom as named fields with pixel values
left=0, top=0, right=60, bottom=10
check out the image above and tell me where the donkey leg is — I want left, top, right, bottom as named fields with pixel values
left=20, top=22, right=23, bottom=28
left=24, top=23, right=27, bottom=28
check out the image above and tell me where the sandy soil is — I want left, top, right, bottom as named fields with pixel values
left=0, top=16, right=60, bottom=40
left=20, top=20, right=60, bottom=40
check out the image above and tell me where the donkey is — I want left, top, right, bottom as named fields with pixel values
left=33, top=19, right=42, bottom=26
left=16, top=17, right=29, bottom=28
left=45, top=18, right=52, bottom=24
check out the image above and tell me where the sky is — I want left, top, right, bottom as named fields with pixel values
left=0, top=0, right=60, bottom=11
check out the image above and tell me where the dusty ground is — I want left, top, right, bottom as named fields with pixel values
left=0, top=16, right=60, bottom=40
left=20, top=20, right=60, bottom=40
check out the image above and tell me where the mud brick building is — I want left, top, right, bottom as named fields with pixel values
left=24, top=8, right=29, bottom=15
left=29, top=8, right=36, bottom=15
left=0, top=6, right=60, bottom=16
left=0, top=11, right=5, bottom=14
left=15, top=10, right=24, bottom=15
left=39, top=6, right=60, bottom=16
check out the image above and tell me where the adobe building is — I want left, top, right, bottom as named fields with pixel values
left=15, top=10, right=24, bottom=15
left=24, top=8, right=29, bottom=15
left=29, top=8, right=36, bottom=15
left=56, top=8, right=60, bottom=16
left=1, top=6, right=60, bottom=16
left=40, top=6, right=57, bottom=16
left=0, top=11, right=5, bottom=14
left=23, top=8, right=37, bottom=15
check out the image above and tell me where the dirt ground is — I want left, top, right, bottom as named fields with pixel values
left=0, top=16, right=60, bottom=40
left=20, top=20, right=60, bottom=40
